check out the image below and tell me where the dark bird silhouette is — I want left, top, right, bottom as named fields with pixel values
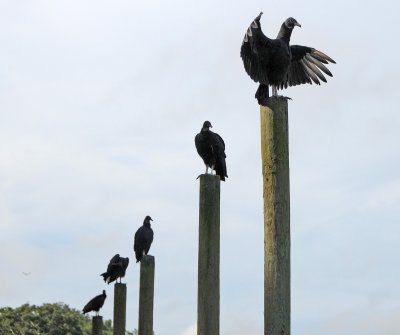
left=240, top=13, right=336, bottom=105
left=134, top=216, right=154, bottom=262
left=82, top=290, right=106, bottom=316
left=100, top=254, right=129, bottom=284
left=195, top=121, right=228, bottom=181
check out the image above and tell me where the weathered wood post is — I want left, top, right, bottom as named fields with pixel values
left=197, top=174, right=220, bottom=335
left=260, top=98, right=290, bottom=335
left=92, top=315, right=103, bottom=335
left=138, top=255, right=155, bottom=335
left=113, top=283, right=127, bottom=335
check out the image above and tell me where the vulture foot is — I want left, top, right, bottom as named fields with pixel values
left=271, top=95, right=292, bottom=100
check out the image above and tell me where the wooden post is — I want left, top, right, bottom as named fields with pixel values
left=113, top=283, right=127, bottom=335
left=197, top=174, right=220, bottom=335
left=260, top=98, right=290, bottom=335
left=138, top=255, right=155, bottom=335
left=92, top=315, right=103, bottom=335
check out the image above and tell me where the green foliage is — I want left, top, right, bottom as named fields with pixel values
left=0, top=303, right=137, bottom=335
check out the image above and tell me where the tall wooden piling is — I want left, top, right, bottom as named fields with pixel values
left=92, top=316, right=103, bottom=335
left=260, top=98, right=290, bottom=335
left=113, top=283, right=127, bottom=335
left=138, top=255, right=155, bottom=335
left=197, top=174, right=220, bottom=335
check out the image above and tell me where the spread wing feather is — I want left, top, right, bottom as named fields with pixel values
left=240, top=12, right=273, bottom=85
left=281, top=45, right=335, bottom=88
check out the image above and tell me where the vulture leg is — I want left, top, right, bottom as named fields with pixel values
left=255, top=84, right=269, bottom=106
left=205, top=165, right=209, bottom=174
left=272, top=85, right=292, bottom=101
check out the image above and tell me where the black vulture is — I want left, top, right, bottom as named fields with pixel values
left=82, top=290, right=107, bottom=316
left=100, top=254, right=129, bottom=284
left=195, top=121, right=228, bottom=181
left=134, top=216, right=154, bottom=263
left=240, top=13, right=336, bottom=105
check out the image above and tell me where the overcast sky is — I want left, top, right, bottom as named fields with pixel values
left=1, top=1, right=399, bottom=334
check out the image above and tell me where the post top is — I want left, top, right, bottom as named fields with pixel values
left=141, top=254, right=155, bottom=265
left=198, top=173, right=220, bottom=181
left=260, top=96, right=289, bottom=111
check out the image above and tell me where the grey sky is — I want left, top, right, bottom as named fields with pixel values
left=1, top=1, right=399, bottom=334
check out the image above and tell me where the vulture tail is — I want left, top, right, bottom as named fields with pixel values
left=135, top=251, right=142, bottom=263
left=216, top=158, right=227, bottom=182
left=255, top=84, right=269, bottom=106
left=100, top=272, right=108, bottom=282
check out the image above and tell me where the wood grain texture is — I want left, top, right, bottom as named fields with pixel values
left=260, top=98, right=290, bottom=335
left=138, top=255, right=155, bottom=335
left=92, top=316, right=103, bottom=335
left=113, top=283, right=126, bottom=335
left=197, top=174, right=220, bottom=335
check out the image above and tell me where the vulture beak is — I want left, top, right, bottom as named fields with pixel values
left=295, top=22, right=301, bottom=28
left=150, top=217, right=153, bottom=221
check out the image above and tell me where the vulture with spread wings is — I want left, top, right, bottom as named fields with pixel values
left=240, top=13, right=335, bottom=105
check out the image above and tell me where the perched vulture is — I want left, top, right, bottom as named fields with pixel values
left=240, top=12, right=335, bottom=105
left=134, top=216, right=154, bottom=262
left=100, top=254, right=129, bottom=284
left=82, top=290, right=106, bottom=316
left=195, top=121, right=228, bottom=181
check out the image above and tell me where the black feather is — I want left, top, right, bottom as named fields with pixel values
left=240, top=13, right=335, bottom=104
left=100, top=254, right=129, bottom=284
left=134, top=216, right=154, bottom=262
left=82, top=290, right=106, bottom=315
left=305, top=54, right=333, bottom=77
left=195, top=121, right=228, bottom=181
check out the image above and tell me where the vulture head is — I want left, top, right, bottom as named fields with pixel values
left=284, top=17, right=301, bottom=29
left=202, top=121, right=212, bottom=131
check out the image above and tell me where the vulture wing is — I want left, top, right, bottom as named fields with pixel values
left=240, top=12, right=273, bottom=85
left=107, top=254, right=120, bottom=270
left=210, top=133, right=226, bottom=158
left=279, top=45, right=336, bottom=89
left=195, top=133, right=205, bottom=158
left=143, top=228, right=154, bottom=254
left=210, top=132, right=228, bottom=181
left=134, top=228, right=142, bottom=255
